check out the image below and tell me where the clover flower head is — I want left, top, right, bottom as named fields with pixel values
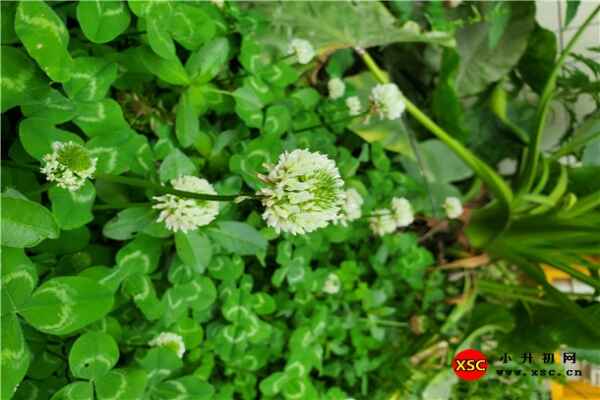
left=328, top=77, right=345, bottom=100
left=40, top=141, right=97, bottom=192
left=323, top=273, right=341, bottom=294
left=391, top=197, right=414, bottom=227
left=370, top=83, right=405, bottom=120
left=336, top=188, right=363, bottom=226
left=257, top=149, right=345, bottom=235
left=497, top=158, right=517, bottom=176
left=559, top=155, right=582, bottom=168
left=148, top=332, right=185, bottom=358
left=443, top=196, right=463, bottom=219
left=346, top=96, right=362, bottom=116
left=287, top=38, right=315, bottom=65
left=369, top=209, right=396, bottom=236
left=153, top=176, right=219, bottom=233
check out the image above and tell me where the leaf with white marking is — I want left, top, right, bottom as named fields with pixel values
left=154, top=376, right=214, bottom=400
left=63, top=58, right=118, bottom=102
left=124, top=275, right=163, bottom=320
left=49, top=381, right=94, bottom=400
left=159, top=148, right=197, bottom=182
left=69, top=331, right=119, bottom=380
left=19, top=117, right=83, bottom=160
left=14, top=0, right=73, bottom=82
left=0, top=46, right=50, bottom=112
left=1, top=314, right=30, bottom=400
left=169, top=3, right=216, bottom=50
left=139, top=347, right=182, bottom=386
left=116, top=234, right=163, bottom=275
left=74, top=99, right=130, bottom=137
left=1, top=192, right=59, bottom=249
left=20, top=277, right=114, bottom=335
left=208, top=222, right=267, bottom=256
left=1, top=247, right=38, bottom=314
left=136, top=46, right=190, bottom=86
left=86, top=130, right=133, bottom=175
left=185, top=37, right=230, bottom=84
left=49, top=181, right=96, bottom=230
left=77, top=0, right=131, bottom=44
left=102, top=207, right=156, bottom=241
left=95, top=368, right=148, bottom=400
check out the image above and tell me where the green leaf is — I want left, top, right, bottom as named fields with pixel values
left=233, top=86, right=264, bottom=128
left=50, top=381, right=94, bottom=400
left=176, top=91, right=200, bottom=148
left=263, top=104, right=291, bottom=137
left=136, top=46, right=190, bottom=86
left=255, top=1, right=454, bottom=55
left=402, top=139, right=473, bottom=184
left=1, top=2, right=19, bottom=45
left=63, top=57, right=118, bottom=102
left=0, top=46, right=49, bottom=112
left=0, top=314, right=30, bottom=400
left=14, top=0, right=73, bottom=83
left=208, top=222, right=267, bottom=256
left=154, top=376, right=214, bottom=400
left=139, top=347, right=182, bottom=385
left=186, top=37, right=230, bottom=84
left=565, top=0, right=581, bottom=27
left=74, top=99, right=130, bottom=137
left=159, top=148, right=197, bottom=182
left=48, top=181, right=96, bottom=230
left=20, top=277, right=114, bottom=335
left=146, top=16, right=177, bottom=60
left=95, top=368, right=148, bottom=400
left=86, top=129, right=134, bottom=175
left=69, top=331, right=119, bottom=380
left=21, top=88, right=76, bottom=123
left=169, top=3, right=216, bottom=50
left=517, top=24, right=557, bottom=94
left=1, top=192, right=59, bottom=248
left=175, top=231, right=212, bottom=274
left=116, top=234, right=163, bottom=275
left=102, top=207, right=157, bottom=241
left=19, top=117, right=83, bottom=160
left=1, top=247, right=38, bottom=314
left=76, top=0, right=131, bottom=44
left=455, top=2, right=535, bottom=96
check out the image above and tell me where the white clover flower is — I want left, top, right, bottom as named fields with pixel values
left=148, top=332, right=185, bottom=359
left=559, top=155, right=582, bottom=168
left=257, top=149, right=345, bottom=235
left=336, top=188, right=363, bottom=226
left=346, top=96, right=362, bottom=116
left=323, top=273, right=341, bottom=294
left=443, top=197, right=463, bottom=219
left=369, top=209, right=396, bottom=236
left=210, top=0, right=224, bottom=8
left=448, top=0, right=463, bottom=8
left=287, top=38, right=315, bottom=65
left=328, top=78, right=345, bottom=100
left=391, top=197, right=414, bottom=227
left=153, top=176, right=220, bottom=233
left=370, top=83, right=405, bottom=120
left=40, top=141, right=97, bottom=192
left=497, top=158, right=517, bottom=176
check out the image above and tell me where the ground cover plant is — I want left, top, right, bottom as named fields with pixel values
left=1, top=1, right=599, bottom=399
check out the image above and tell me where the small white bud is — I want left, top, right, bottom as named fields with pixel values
left=328, top=78, right=345, bottom=100
left=443, top=197, right=463, bottom=219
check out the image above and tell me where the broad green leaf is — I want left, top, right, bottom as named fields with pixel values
left=154, top=376, right=214, bottom=400
left=517, top=24, right=557, bottom=94
left=1, top=247, right=38, bottom=314
left=69, top=331, right=119, bottom=380
left=76, top=0, right=131, bottom=44
left=21, top=88, right=76, bottom=123
left=263, top=104, right=291, bottom=137
left=136, top=46, right=190, bottom=85
left=20, top=277, right=114, bottom=335
left=102, top=207, right=156, bottom=241
left=146, top=14, right=177, bottom=60
left=139, top=347, right=182, bottom=385
left=63, top=58, right=118, bottom=102
left=14, top=0, right=73, bottom=82
left=50, top=381, right=94, bottom=400
left=95, top=368, right=148, bottom=400
left=169, top=3, right=216, bottom=50
left=159, top=148, right=197, bottom=182
left=402, top=139, right=473, bottom=184
left=233, top=87, right=264, bottom=128
left=33, top=226, right=90, bottom=255
left=255, top=1, right=454, bottom=54
left=74, top=99, right=130, bottom=137
left=455, top=2, right=535, bottom=96
left=0, top=46, right=49, bottom=112
left=173, top=317, right=203, bottom=349
left=175, top=231, right=212, bottom=274
left=185, top=37, right=230, bottom=84
left=421, top=369, right=458, bottom=400
left=48, top=181, right=96, bottom=230
left=0, top=315, right=30, bottom=400
left=124, top=275, right=163, bottom=320
left=1, top=193, right=59, bottom=248
left=86, top=129, right=134, bottom=175
left=116, top=234, right=163, bottom=275
left=175, top=91, right=200, bottom=148
left=19, top=117, right=83, bottom=160
left=1, top=2, right=19, bottom=44
left=208, top=256, right=244, bottom=282
left=208, top=222, right=267, bottom=256
left=565, top=0, right=581, bottom=27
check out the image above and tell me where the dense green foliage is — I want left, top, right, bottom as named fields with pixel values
left=1, top=1, right=599, bottom=399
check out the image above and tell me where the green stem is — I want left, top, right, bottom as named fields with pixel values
left=95, top=174, right=245, bottom=202
left=93, top=202, right=152, bottom=211
left=519, top=5, right=600, bottom=193
left=356, top=49, right=513, bottom=207
left=360, top=317, right=408, bottom=328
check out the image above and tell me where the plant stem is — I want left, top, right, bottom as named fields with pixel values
left=360, top=317, right=408, bottom=328
left=519, top=5, right=600, bottom=193
left=93, top=202, right=152, bottom=211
